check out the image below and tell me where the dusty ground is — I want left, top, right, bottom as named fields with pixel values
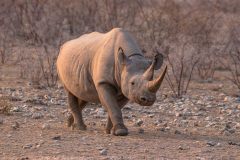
left=1, top=64, right=240, bottom=160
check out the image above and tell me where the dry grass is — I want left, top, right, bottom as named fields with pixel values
left=0, top=96, right=13, bottom=115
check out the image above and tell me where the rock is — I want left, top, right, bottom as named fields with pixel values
left=175, top=112, right=182, bottom=117
left=207, top=141, right=217, bottom=147
left=165, top=126, right=170, bottom=130
left=193, top=121, right=199, bottom=127
left=235, top=123, right=240, bottom=129
left=18, top=157, right=29, bottom=160
left=196, top=100, right=204, bottom=105
left=178, top=145, right=184, bottom=150
left=163, top=122, right=168, bottom=127
left=100, top=149, right=107, bottom=155
left=42, top=123, right=50, bottom=130
left=157, top=127, right=165, bottom=132
left=135, top=119, right=143, bottom=126
left=224, top=96, right=232, bottom=102
left=0, top=118, right=3, bottom=124
left=138, top=128, right=144, bottom=134
left=52, top=135, right=61, bottom=140
left=6, top=134, right=12, bottom=138
left=205, top=116, right=211, bottom=121
left=23, top=144, right=32, bottom=149
left=12, top=122, right=20, bottom=130
left=174, top=130, right=181, bottom=134
left=153, top=120, right=163, bottom=126
left=216, top=142, right=221, bottom=147
left=236, top=97, right=240, bottom=103
left=96, top=108, right=105, bottom=116
left=122, top=106, right=132, bottom=110
left=237, top=104, right=240, bottom=109
left=32, top=113, right=44, bottom=119
left=10, top=106, right=21, bottom=112
left=148, top=114, right=155, bottom=118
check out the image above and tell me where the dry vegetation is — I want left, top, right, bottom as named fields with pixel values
left=1, top=0, right=240, bottom=159
left=0, top=0, right=239, bottom=96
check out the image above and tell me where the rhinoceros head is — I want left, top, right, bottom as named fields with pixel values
left=118, top=48, right=167, bottom=106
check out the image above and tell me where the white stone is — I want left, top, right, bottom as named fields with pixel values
left=100, top=149, right=107, bottom=155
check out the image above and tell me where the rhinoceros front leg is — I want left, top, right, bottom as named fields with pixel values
left=105, top=96, right=128, bottom=134
left=97, top=83, right=128, bottom=136
left=67, top=91, right=87, bottom=130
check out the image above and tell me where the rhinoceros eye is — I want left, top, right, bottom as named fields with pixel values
left=131, top=81, right=135, bottom=85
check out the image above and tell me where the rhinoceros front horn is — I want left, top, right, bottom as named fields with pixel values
left=147, top=66, right=167, bottom=93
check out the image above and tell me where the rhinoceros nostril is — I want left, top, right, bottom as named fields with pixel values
left=140, top=97, right=147, bottom=102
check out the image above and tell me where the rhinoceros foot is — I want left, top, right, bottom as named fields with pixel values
left=71, top=123, right=87, bottom=130
left=113, top=124, right=128, bottom=136
left=67, top=114, right=74, bottom=127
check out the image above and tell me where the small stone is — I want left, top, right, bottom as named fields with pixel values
left=228, top=141, right=240, bottom=146
left=153, top=120, right=163, bottom=126
left=237, top=104, right=240, bottom=109
left=235, top=123, right=240, bottom=129
left=174, top=130, right=181, bottom=134
left=236, top=97, right=240, bottom=103
left=32, top=113, right=44, bottom=119
left=224, top=96, right=231, bottom=102
left=193, top=121, right=199, bottom=127
left=0, top=118, right=3, bottom=124
left=100, top=149, right=107, bottom=155
left=157, top=127, right=165, bottom=132
left=122, top=106, right=132, bottom=110
left=7, top=134, right=12, bottom=138
left=175, top=112, right=182, bottom=117
left=178, top=145, right=184, bottom=150
left=35, top=143, right=41, bottom=148
left=216, top=142, right=221, bottom=147
left=23, top=144, right=32, bottom=149
left=18, top=157, right=29, bottom=160
left=42, top=123, right=50, bottom=130
left=196, top=100, right=204, bottom=105
left=52, top=135, right=61, bottom=140
left=148, top=114, right=155, bottom=118
left=135, top=119, right=143, bottom=126
left=227, top=128, right=235, bottom=134
left=163, top=122, right=168, bottom=127
left=207, top=141, right=216, bottom=147
left=96, top=108, right=105, bottom=116
left=12, top=122, right=20, bottom=130
left=165, top=126, right=170, bottom=130
left=205, top=116, right=211, bottom=121
left=10, top=106, right=21, bottom=112
left=138, top=128, right=144, bottom=134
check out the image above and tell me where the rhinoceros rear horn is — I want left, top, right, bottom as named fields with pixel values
left=143, top=58, right=156, bottom=80
left=118, top=47, right=130, bottom=65
left=147, top=66, right=167, bottom=93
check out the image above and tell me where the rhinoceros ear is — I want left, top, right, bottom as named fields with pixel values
left=118, top=47, right=130, bottom=65
left=153, top=53, right=163, bottom=70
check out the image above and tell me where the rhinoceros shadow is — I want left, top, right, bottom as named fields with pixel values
left=128, top=129, right=237, bottom=144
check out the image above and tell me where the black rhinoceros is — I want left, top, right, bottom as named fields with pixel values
left=57, top=28, right=167, bottom=136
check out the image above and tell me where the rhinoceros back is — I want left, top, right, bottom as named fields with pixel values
left=57, top=32, right=107, bottom=102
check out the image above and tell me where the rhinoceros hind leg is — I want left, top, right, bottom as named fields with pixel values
left=105, top=116, right=113, bottom=134
left=67, top=91, right=87, bottom=130
left=67, top=114, right=74, bottom=127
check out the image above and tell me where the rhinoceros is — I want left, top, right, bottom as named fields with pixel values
left=57, top=28, right=167, bottom=136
